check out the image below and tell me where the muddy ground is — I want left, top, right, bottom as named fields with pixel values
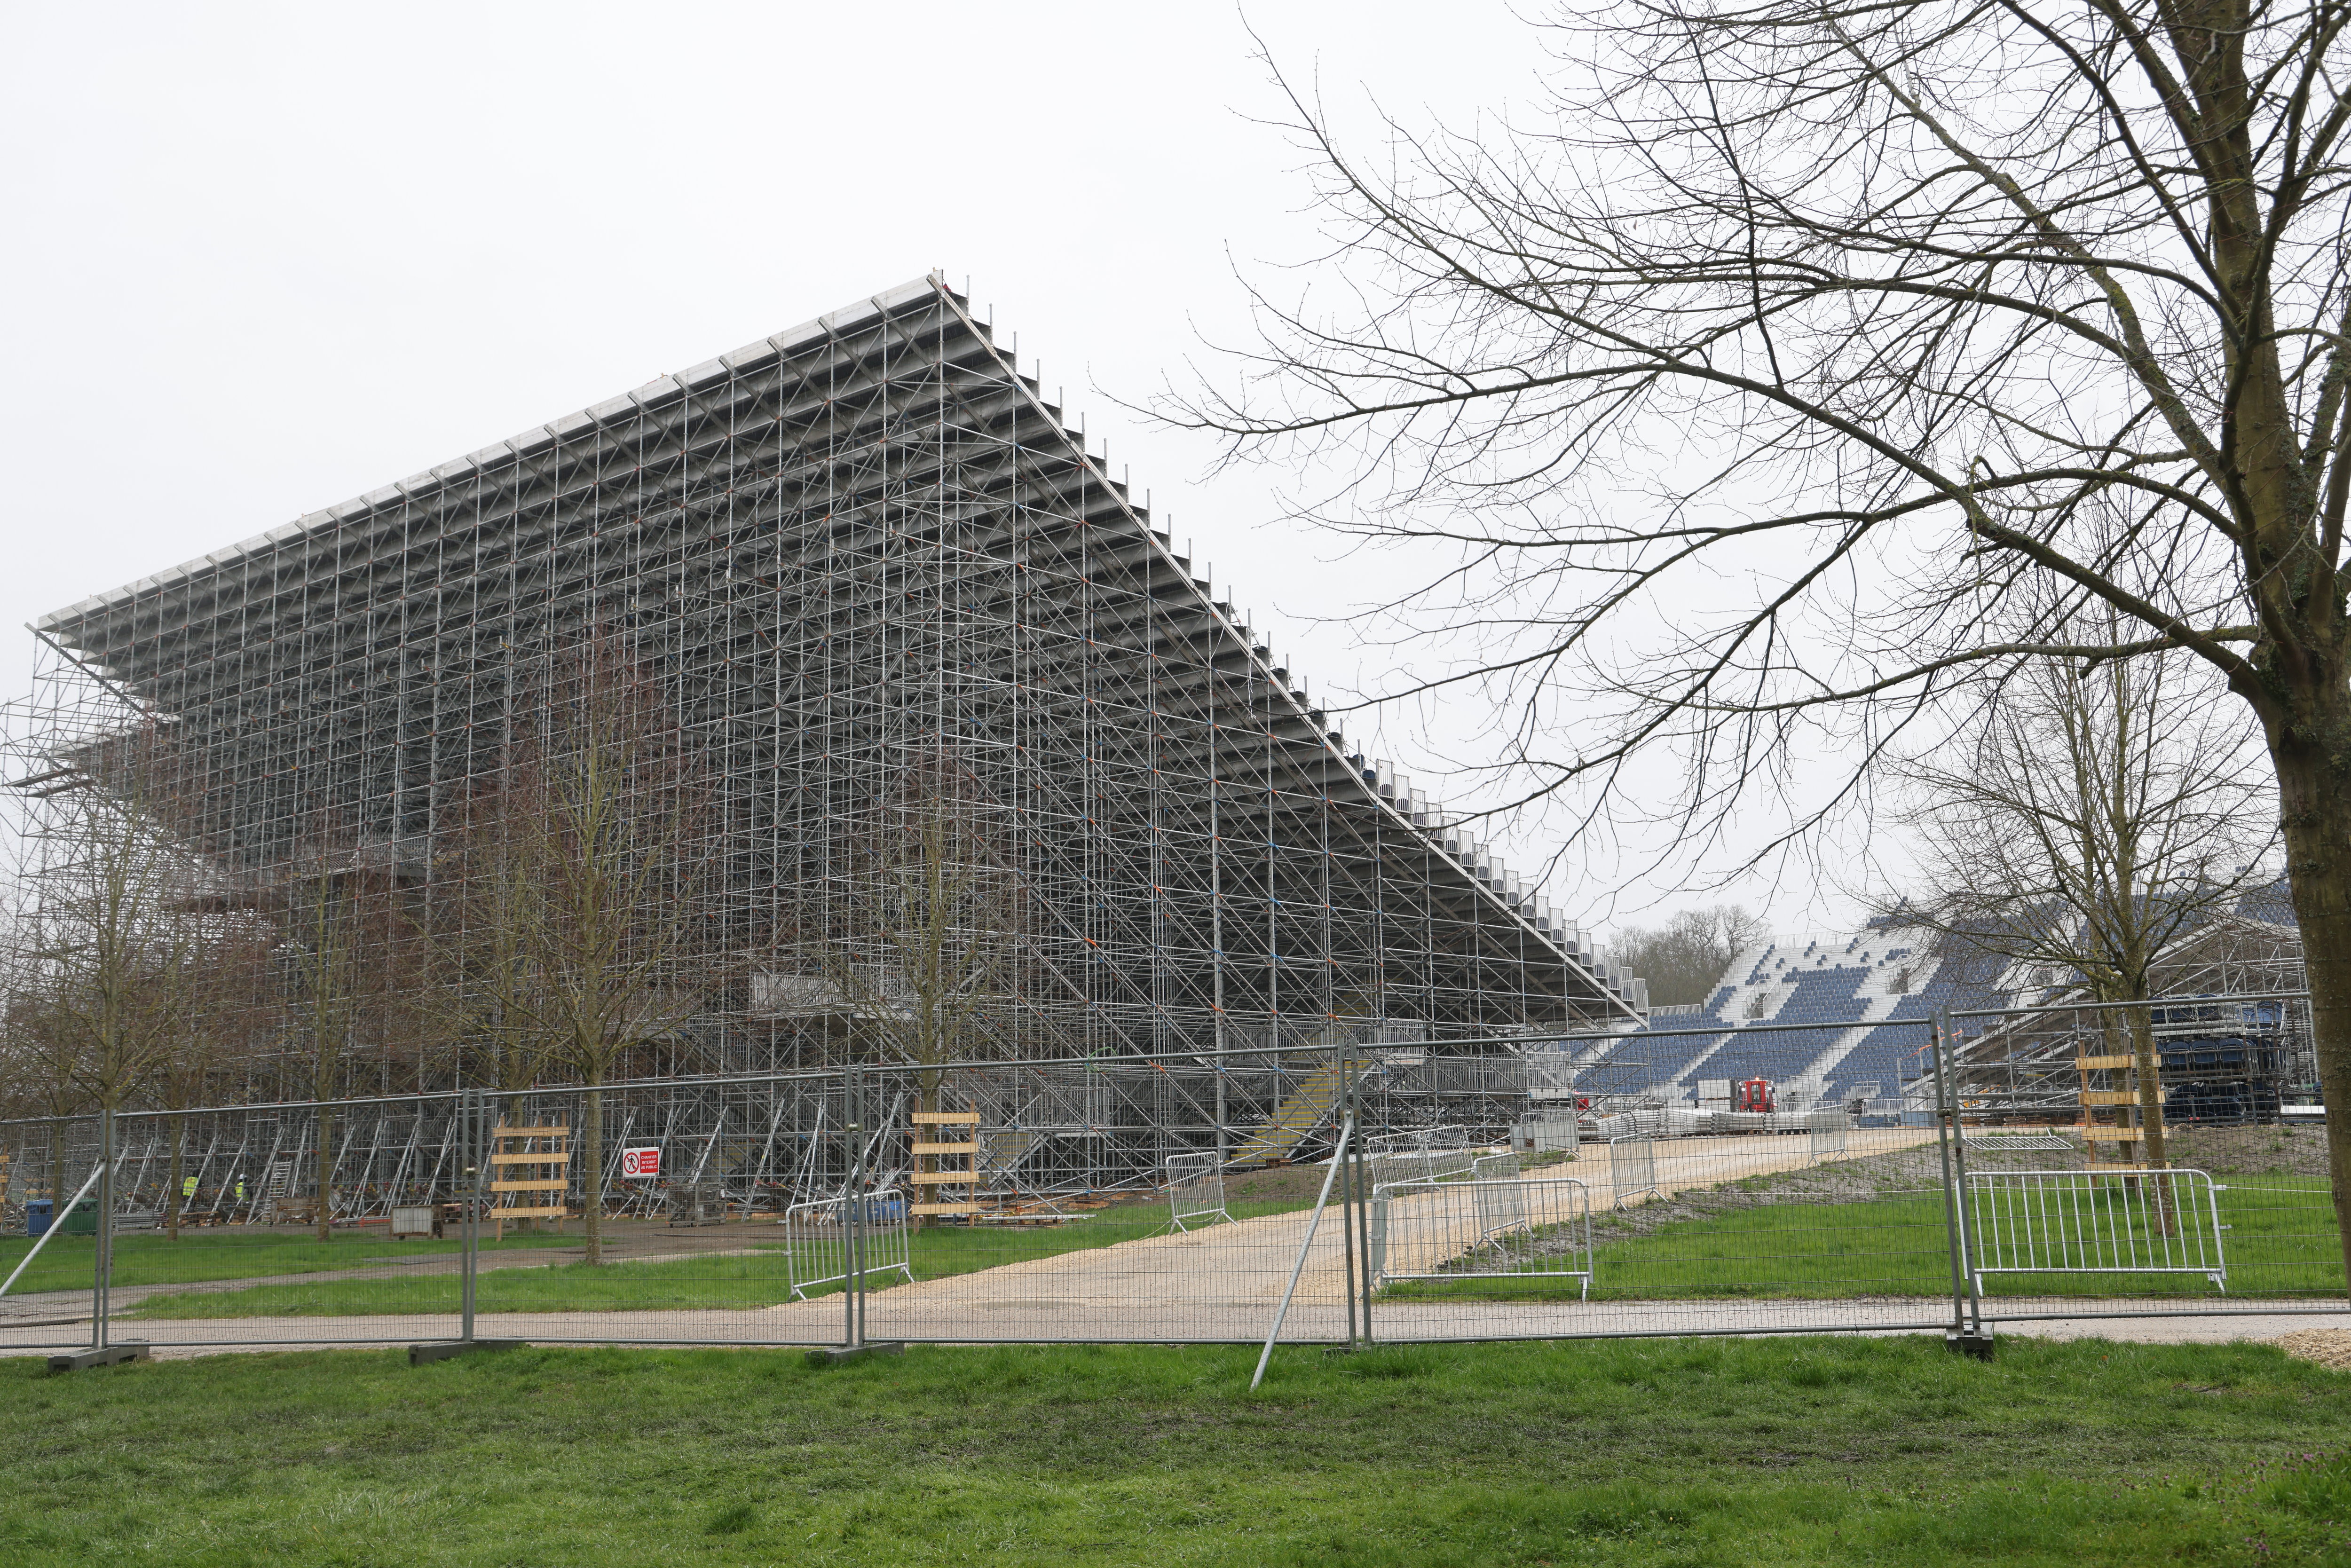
left=2162, top=1122, right=2331, bottom=1177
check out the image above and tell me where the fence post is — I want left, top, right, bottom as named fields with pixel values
left=1932, top=1031, right=1966, bottom=1336
left=1350, top=1060, right=1375, bottom=1344
left=852, top=1111, right=868, bottom=1351
left=1939, top=1012, right=1986, bottom=1339
left=459, top=1089, right=481, bottom=1345
left=1932, top=1017, right=1991, bottom=1356
left=841, top=1113, right=861, bottom=1352
left=1338, top=1054, right=1360, bottom=1348
left=94, top=1108, right=114, bottom=1350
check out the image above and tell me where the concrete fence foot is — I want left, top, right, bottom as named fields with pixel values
left=806, top=1342, right=904, bottom=1367
left=49, top=1342, right=150, bottom=1373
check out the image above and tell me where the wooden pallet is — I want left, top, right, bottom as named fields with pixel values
left=489, top=1123, right=570, bottom=1238
left=911, top=1110, right=981, bottom=1217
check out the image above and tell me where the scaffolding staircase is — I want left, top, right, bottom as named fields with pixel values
left=1229, top=1059, right=1367, bottom=1168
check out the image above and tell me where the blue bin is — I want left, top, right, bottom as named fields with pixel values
left=24, top=1199, right=53, bottom=1238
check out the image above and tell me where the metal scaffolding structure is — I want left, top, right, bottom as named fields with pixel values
left=1948, top=914, right=2315, bottom=1128
left=4, top=274, right=1644, bottom=1201
left=0, top=1044, right=1573, bottom=1228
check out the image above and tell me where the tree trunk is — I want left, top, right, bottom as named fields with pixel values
left=165, top=1113, right=184, bottom=1241
left=582, top=1078, right=604, bottom=1266
left=2270, top=723, right=2351, bottom=1290
left=314, top=1108, right=335, bottom=1243
left=2124, top=1001, right=2175, bottom=1237
left=912, top=1065, right=940, bottom=1236
left=48, top=1120, right=64, bottom=1203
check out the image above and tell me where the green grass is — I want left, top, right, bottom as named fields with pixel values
left=124, top=1199, right=1310, bottom=1318
left=4, top=1335, right=2351, bottom=1564
left=69, top=1173, right=2351, bottom=1318
left=0, top=1229, right=573, bottom=1297
left=1389, top=1180, right=2343, bottom=1302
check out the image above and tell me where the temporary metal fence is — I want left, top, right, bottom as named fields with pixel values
left=1609, top=1136, right=1659, bottom=1206
left=1509, top=1110, right=1581, bottom=1157
left=1965, top=1169, right=2230, bottom=1295
left=1362, top=1127, right=1479, bottom=1191
left=1166, top=1153, right=1232, bottom=1232
left=0, top=1009, right=2341, bottom=1369
left=1370, top=1177, right=1594, bottom=1299
left=782, top=1190, right=915, bottom=1301
left=1808, top=1111, right=1851, bottom=1164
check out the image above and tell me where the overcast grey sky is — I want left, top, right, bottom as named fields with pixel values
left=0, top=1, right=1829, bottom=937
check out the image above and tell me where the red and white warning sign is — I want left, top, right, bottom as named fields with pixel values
left=620, top=1146, right=662, bottom=1180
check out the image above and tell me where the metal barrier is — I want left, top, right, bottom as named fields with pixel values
left=1609, top=1135, right=1659, bottom=1206
left=781, top=1189, right=914, bottom=1301
left=1965, top=1168, right=2229, bottom=1294
left=1364, top=1128, right=1467, bottom=1190
left=1807, top=1111, right=1850, bottom=1165
left=1364, top=1139, right=1478, bottom=1191
left=1166, top=1151, right=1232, bottom=1232
left=1369, top=1177, right=1594, bottom=1299
left=1963, top=1132, right=2075, bottom=1152
left=2, top=1013, right=2342, bottom=1366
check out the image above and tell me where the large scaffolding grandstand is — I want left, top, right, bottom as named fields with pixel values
left=1554, top=914, right=2318, bottom=1135
left=2, top=274, right=1641, bottom=1207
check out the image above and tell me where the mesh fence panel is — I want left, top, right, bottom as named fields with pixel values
left=2, top=1005, right=2339, bottom=1357
left=1947, top=997, right=2343, bottom=1322
left=1166, top=1153, right=1231, bottom=1232
left=0, top=1115, right=105, bottom=1349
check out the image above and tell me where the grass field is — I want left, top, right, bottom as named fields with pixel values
left=0, top=1230, right=575, bottom=1297
left=120, top=1198, right=1312, bottom=1318
left=4, top=1335, right=2350, bottom=1565
left=1391, top=1180, right=2343, bottom=1302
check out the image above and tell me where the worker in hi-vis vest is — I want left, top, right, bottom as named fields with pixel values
left=182, top=1175, right=198, bottom=1202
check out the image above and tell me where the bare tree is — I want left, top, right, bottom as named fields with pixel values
left=1176, top=1, right=2351, bottom=1276
left=426, top=785, right=561, bottom=1093
left=0, top=970, right=84, bottom=1203
left=1609, top=905, right=1770, bottom=1007
left=0, top=723, right=209, bottom=1242
left=157, top=921, right=273, bottom=1239
left=275, top=832, right=382, bottom=1243
left=254, top=816, right=434, bottom=1240
left=1882, top=615, right=2277, bottom=1187
left=14, top=725, right=204, bottom=1123
left=452, top=630, right=724, bottom=1264
left=796, top=754, right=1038, bottom=1227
